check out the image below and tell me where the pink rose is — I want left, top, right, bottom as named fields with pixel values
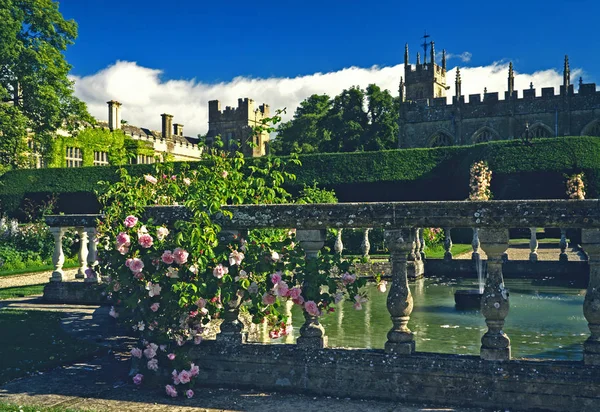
left=132, top=373, right=143, bottom=385
left=189, top=363, right=199, bottom=376
left=146, top=282, right=161, bottom=297
left=178, top=370, right=191, bottom=384
left=117, top=244, right=129, bottom=255
left=150, top=303, right=160, bottom=312
left=270, top=271, right=282, bottom=285
left=274, top=281, right=289, bottom=297
left=172, top=369, right=180, bottom=385
left=124, top=215, right=138, bottom=228
left=143, top=346, right=156, bottom=359
left=144, top=174, right=158, bottom=184
left=116, top=232, right=131, bottom=246
left=228, top=250, right=245, bottom=266
left=138, top=233, right=154, bottom=248
left=304, top=300, right=320, bottom=317
left=292, top=295, right=305, bottom=306
left=156, top=227, right=170, bottom=241
left=186, top=389, right=194, bottom=399
left=221, top=170, right=228, bottom=178
left=341, top=272, right=356, bottom=285
left=161, top=250, right=174, bottom=265
left=165, top=384, right=177, bottom=397
left=131, top=348, right=142, bottom=359
left=262, top=293, right=276, bottom=305
left=353, top=294, right=367, bottom=310
left=125, top=258, right=133, bottom=268
left=129, top=258, right=144, bottom=274
left=109, top=306, right=118, bottom=318
left=173, top=248, right=189, bottom=265
left=147, top=358, right=159, bottom=371
left=167, top=353, right=176, bottom=361
left=213, top=264, right=228, bottom=279
left=289, top=287, right=302, bottom=300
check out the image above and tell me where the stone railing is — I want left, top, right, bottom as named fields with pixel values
left=45, top=200, right=600, bottom=410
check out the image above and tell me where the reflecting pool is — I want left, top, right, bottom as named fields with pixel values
left=249, top=277, right=588, bottom=360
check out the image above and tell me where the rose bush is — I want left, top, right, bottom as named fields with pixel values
left=468, top=160, right=492, bottom=201
left=566, top=172, right=585, bottom=200
left=95, top=145, right=368, bottom=396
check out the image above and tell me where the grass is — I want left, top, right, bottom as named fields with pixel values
left=0, top=284, right=46, bottom=300
left=0, top=260, right=78, bottom=278
left=0, top=310, right=104, bottom=385
left=425, top=244, right=473, bottom=259
left=508, top=238, right=562, bottom=245
left=0, top=403, right=89, bottom=412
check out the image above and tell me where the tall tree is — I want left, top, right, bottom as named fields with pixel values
left=362, top=84, right=399, bottom=151
left=0, top=0, right=91, bottom=168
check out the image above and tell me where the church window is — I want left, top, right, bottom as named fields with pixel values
left=66, top=147, right=83, bottom=167
left=93, top=151, right=109, bottom=166
left=585, top=121, right=600, bottom=137
left=473, top=129, right=495, bottom=144
left=526, top=125, right=553, bottom=139
left=428, top=132, right=453, bottom=147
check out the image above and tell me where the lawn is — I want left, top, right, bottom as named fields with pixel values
left=0, top=285, right=45, bottom=300
left=0, top=403, right=88, bottom=412
left=0, top=260, right=79, bottom=278
left=0, top=310, right=104, bottom=385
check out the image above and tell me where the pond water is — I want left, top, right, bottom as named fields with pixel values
left=249, top=277, right=588, bottom=360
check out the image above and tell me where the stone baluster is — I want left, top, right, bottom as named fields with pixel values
left=49, top=227, right=66, bottom=282
left=559, top=228, right=568, bottom=262
left=414, top=228, right=421, bottom=262
left=383, top=228, right=415, bottom=354
left=296, top=229, right=327, bottom=349
left=84, top=227, right=98, bottom=283
left=334, top=228, right=344, bottom=256
left=583, top=229, right=600, bottom=365
left=418, top=228, right=426, bottom=260
left=216, top=230, right=246, bottom=345
left=471, top=228, right=480, bottom=260
left=75, top=227, right=88, bottom=279
left=444, top=227, right=453, bottom=261
left=361, top=228, right=371, bottom=259
left=529, top=227, right=538, bottom=262
left=479, top=228, right=511, bottom=361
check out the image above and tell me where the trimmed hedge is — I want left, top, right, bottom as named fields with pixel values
left=1, top=137, right=599, bottom=218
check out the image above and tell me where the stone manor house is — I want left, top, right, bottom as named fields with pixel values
left=398, top=39, right=600, bottom=148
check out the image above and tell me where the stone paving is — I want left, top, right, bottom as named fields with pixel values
left=0, top=268, right=77, bottom=289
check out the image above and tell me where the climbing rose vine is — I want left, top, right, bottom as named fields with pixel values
left=94, top=147, right=367, bottom=396
left=468, top=161, right=492, bottom=201
left=566, top=173, right=585, bottom=200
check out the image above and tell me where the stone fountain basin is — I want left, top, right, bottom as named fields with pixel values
left=454, top=289, right=483, bottom=310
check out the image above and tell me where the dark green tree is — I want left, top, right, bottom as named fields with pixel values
left=362, top=84, right=399, bottom=151
left=0, top=0, right=92, bottom=168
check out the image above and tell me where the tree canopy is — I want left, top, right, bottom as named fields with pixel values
left=270, top=85, right=399, bottom=155
left=0, top=0, right=91, bottom=169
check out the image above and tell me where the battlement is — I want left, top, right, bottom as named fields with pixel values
left=208, top=97, right=270, bottom=123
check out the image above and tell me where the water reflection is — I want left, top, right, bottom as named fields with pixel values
left=248, top=277, right=587, bottom=360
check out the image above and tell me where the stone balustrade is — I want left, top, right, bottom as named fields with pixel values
left=45, top=200, right=600, bottom=410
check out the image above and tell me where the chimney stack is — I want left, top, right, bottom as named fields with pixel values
left=161, top=114, right=173, bottom=140
left=107, top=100, right=122, bottom=131
left=173, top=123, right=184, bottom=137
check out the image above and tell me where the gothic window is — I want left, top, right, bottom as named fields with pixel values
left=93, top=151, right=109, bottom=166
left=428, top=132, right=453, bottom=148
left=585, top=121, right=600, bottom=137
left=528, top=125, right=553, bottom=138
left=473, top=129, right=496, bottom=144
left=65, top=147, right=83, bottom=167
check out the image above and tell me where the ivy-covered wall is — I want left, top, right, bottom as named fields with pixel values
left=47, top=128, right=155, bottom=168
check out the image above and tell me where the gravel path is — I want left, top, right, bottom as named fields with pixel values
left=0, top=268, right=78, bottom=289
left=454, top=244, right=587, bottom=261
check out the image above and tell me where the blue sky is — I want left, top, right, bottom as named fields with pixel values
left=59, top=0, right=600, bottom=135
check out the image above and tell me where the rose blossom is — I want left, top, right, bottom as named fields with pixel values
left=143, top=346, right=156, bottom=359
left=262, top=293, right=276, bottom=305
left=221, top=170, right=228, bottom=178
left=248, top=282, right=259, bottom=295
left=377, top=280, right=388, bottom=293
left=150, top=302, right=160, bottom=312
left=165, top=384, right=177, bottom=397
left=289, top=287, right=302, bottom=300
left=147, top=358, right=159, bottom=371
left=304, top=300, right=320, bottom=317
left=178, top=370, right=191, bottom=384
left=189, top=363, right=200, bottom=376
left=270, top=271, right=282, bottom=285
left=125, top=258, right=133, bottom=268
left=167, top=353, right=176, bottom=361
left=341, top=272, right=356, bottom=285
left=138, top=233, right=154, bottom=248
left=161, top=250, right=175, bottom=264
left=109, top=306, right=118, bottom=318
left=186, top=389, right=194, bottom=399
left=156, top=226, right=170, bottom=241
left=132, top=373, right=143, bottom=385
left=144, top=174, right=158, bottom=184
left=124, top=215, right=138, bottom=228
left=117, top=244, right=129, bottom=255
left=172, top=369, right=180, bottom=385
left=131, top=348, right=143, bottom=359
left=353, top=294, right=368, bottom=310
left=129, top=258, right=144, bottom=274
left=146, top=282, right=162, bottom=297
left=270, top=251, right=280, bottom=261
left=228, top=250, right=245, bottom=266
left=173, top=248, right=189, bottom=265
left=274, top=281, right=289, bottom=297
left=292, top=295, right=305, bottom=306
left=116, top=232, right=131, bottom=246
left=213, top=264, right=228, bottom=279
left=183, top=177, right=191, bottom=186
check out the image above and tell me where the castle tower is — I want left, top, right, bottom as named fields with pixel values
left=403, top=35, right=448, bottom=101
left=508, top=62, right=515, bottom=96
left=563, top=55, right=571, bottom=87
left=455, top=67, right=462, bottom=98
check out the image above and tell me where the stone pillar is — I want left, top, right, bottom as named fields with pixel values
left=334, top=229, right=344, bottom=256
left=383, top=228, right=415, bottom=355
left=361, top=228, right=371, bottom=259
left=479, top=228, right=511, bottom=361
left=471, top=228, right=480, bottom=260
left=559, top=228, right=568, bottom=262
left=418, top=228, right=426, bottom=260
left=76, top=227, right=88, bottom=279
left=49, top=227, right=66, bottom=282
left=296, top=229, right=327, bottom=349
left=582, top=229, right=600, bottom=365
left=444, top=227, right=453, bottom=261
left=84, top=227, right=98, bottom=283
left=529, top=227, right=538, bottom=262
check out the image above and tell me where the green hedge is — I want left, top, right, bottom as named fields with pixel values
left=1, top=137, right=599, bottom=217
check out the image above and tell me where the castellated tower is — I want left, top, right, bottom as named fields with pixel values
left=206, top=98, right=270, bottom=157
left=402, top=40, right=448, bottom=101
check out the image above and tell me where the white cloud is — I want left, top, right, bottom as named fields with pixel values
left=446, top=51, right=472, bottom=62
left=71, top=60, right=584, bottom=137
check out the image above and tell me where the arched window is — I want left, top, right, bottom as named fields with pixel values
left=428, top=131, right=453, bottom=147
left=582, top=120, right=600, bottom=137
left=472, top=128, right=498, bottom=144
left=530, top=126, right=552, bottom=138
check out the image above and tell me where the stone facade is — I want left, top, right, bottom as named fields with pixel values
left=206, top=98, right=270, bottom=157
left=398, top=40, right=600, bottom=148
